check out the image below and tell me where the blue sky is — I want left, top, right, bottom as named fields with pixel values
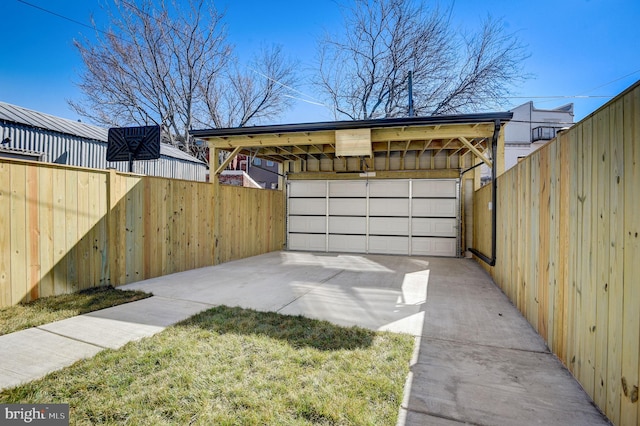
left=1, top=0, right=639, bottom=126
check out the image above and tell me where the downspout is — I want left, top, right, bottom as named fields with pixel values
left=468, top=119, right=501, bottom=267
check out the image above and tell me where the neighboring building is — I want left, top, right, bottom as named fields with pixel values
left=504, top=101, right=574, bottom=170
left=218, top=170, right=263, bottom=188
left=0, top=101, right=207, bottom=181
left=225, top=153, right=280, bottom=189
left=480, top=101, right=574, bottom=183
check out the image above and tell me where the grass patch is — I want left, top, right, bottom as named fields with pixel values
left=1, top=306, right=414, bottom=425
left=0, top=286, right=151, bottom=336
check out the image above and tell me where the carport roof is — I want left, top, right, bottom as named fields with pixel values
left=190, top=112, right=513, bottom=172
left=190, top=112, right=513, bottom=138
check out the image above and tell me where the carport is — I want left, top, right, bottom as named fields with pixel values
left=191, top=113, right=511, bottom=259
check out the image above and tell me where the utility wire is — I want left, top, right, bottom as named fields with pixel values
left=16, top=0, right=129, bottom=43
left=13, top=0, right=640, bottom=111
left=577, top=67, right=640, bottom=95
left=17, top=0, right=324, bottom=109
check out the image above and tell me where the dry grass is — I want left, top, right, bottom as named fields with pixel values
left=0, top=286, right=151, bottom=336
left=1, top=306, right=414, bottom=425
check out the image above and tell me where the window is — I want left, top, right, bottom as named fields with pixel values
left=253, top=158, right=262, bottom=166
left=266, top=160, right=274, bottom=167
left=531, top=126, right=558, bottom=142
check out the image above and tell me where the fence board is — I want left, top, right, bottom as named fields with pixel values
left=65, top=169, right=79, bottom=293
left=52, top=166, right=67, bottom=295
left=538, top=145, right=550, bottom=342
left=621, top=85, right=640, bottom=426
left=26, top=165, right=40, bottom=301
left=594, top=107, right=611, bottom=409
left=77, top=171, right=90, bottom=291
left=38, top=166, right=54, bottom=298
left=0, top=163, right=9, bottom=307
left=606, top=97, right=624, bottom=424
left=10, top=164, right=27, bottom=305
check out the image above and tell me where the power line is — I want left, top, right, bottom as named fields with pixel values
left=16, top=0, right=128, bottom=42
left=578, top=68, right=640, bottom=95
left=16, top=0, right=321, bottom=106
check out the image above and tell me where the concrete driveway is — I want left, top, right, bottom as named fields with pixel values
left=0, top=251, right=609, bottom=424
left=122, top=251, right=609, bottom=426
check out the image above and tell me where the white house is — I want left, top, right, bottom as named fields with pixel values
left=503, top=101, right=574, bottom=170
left=479, top=101, right=574, bottom=183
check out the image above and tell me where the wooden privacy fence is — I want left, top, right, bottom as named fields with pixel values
left=474, top=82, right=640, bottom=425
left=0, top=159, right=284, bottom=308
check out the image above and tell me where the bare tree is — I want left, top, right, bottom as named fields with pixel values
left=315, top=0, right=528, bottom=120
left=70, top=0, right=297, bottom=163
left=200, top=45, right=298, bottom=128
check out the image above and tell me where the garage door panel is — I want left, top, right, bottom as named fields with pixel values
left=370, top=217, right=409, bottom=236
left=289, top=234, right=326, bottom=252
left=329, top=198, right=367, bottom=216
left=290, top=198, right=326, bottom=215
left=369, top=180, right=409, bottom=197
left=369, top=236, right=409, bottom=255
left=370, top=198, right=409, bottom=216
left=288, top=179, right=459, bottom=257
left=289, top=180, right=325, bottom=197
left=412, top=237, right=457, bottom=256
left=412, top=198, right=457, bottom=217
left=412, top=179, right=457, bottom=197
left=329, top=216, right=366, bottom=234
left=328, top=235, right=366, bottom=253
left=329, top=180, right=367, bottom=197
left=412, top=218, right=457, bottom=237
left=289, top=216, right=326, bottom=233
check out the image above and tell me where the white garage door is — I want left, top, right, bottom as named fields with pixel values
left=287, top=179, right=459, bottom=256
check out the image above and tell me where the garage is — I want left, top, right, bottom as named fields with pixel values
left=191, top=112, right=512, bottom=259
left=287, top=178, right=458, bottom=256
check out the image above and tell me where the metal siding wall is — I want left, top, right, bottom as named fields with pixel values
left=1, top=122, right=206, bottom=181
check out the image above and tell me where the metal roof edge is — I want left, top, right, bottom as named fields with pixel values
left=189, top=112, right=513, bottom=138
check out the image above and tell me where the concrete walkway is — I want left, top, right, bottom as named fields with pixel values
left=0, top=252, right=610, bottom=425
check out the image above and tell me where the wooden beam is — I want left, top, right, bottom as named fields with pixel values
left=434, top=138, right=455, bottom=157
left=294, top=145, right=319, bottom=160
left=277, top=146, right=306, bottom=161
left=206, top=123, right=495, bottom=149
left=371, top=123, right=494, bottom=142
left=416, top=139, right=433, bottom=170
left=214, top=146, right=242, bottom=175
left=459, top=136, right=492, bottom=168
left=449, top=138, right=485, bottom=157
left=207, top=131, right=336, bottom=148
left=386, top=141, right=391, bottom=171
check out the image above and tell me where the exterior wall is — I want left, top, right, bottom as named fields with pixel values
left=473, top=82, right=640, bottom=425
left=228, top=154, right=280, bottom=189
left=248, top=159, right=280, bottom=189
left=1, top=121, right=207, bottom=181
left=0, top=157, right=284, bottom=307
left=219, top=170, right=262, bottom=188
left=502, top=101, right=574, bottom=171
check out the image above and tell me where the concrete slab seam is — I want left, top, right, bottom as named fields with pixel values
left=276, top=269, right=346, bottom=313
left=419, top=335, right=550, bottom=355
left=401, top=405, right=485, bottom=426
left=34, top=326, right=110, bottom=350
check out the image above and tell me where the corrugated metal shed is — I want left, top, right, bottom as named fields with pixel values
left=0, top=101, right=207, bottom=181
